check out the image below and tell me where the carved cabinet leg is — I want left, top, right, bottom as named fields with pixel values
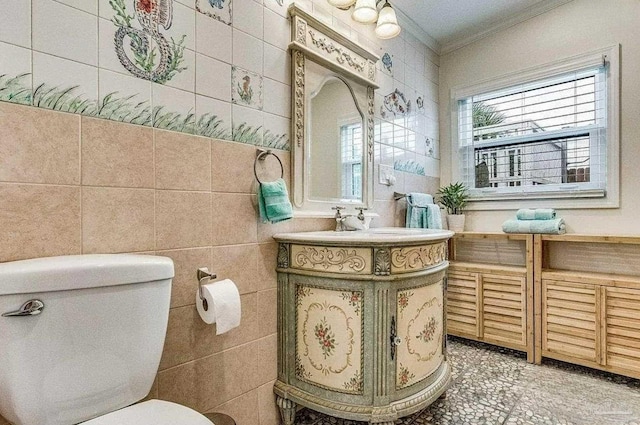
left=276, top=396, right=297, bottom=425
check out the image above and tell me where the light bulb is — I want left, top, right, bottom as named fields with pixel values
left=327, top=0, right=356, bottom=9
left=352, top=0, right=378, bottom=23
left=375, top=2, right=401, bottom=39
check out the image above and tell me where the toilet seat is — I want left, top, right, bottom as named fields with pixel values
left=80, top=400, right=214, bottom=425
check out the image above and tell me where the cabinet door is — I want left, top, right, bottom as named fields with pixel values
left=395, top=281, right=444, bottom=390
left=605, top=287, right=640, bottom=375
left=446, top=271, right=479, bottom=338
left=482, top=274, right=526, bottom=347
left=542, top=280, right=597, bottom=363
left=295, top=284, right=365, bottom=395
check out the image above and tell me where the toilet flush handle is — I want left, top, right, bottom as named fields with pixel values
left=2, top=299, right=45, bottom=317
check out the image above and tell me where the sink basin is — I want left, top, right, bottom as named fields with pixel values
left=274, top=227, right=454, bottom=246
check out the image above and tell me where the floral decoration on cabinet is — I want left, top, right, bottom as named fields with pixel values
left=296, top=285, right=364, bottom=394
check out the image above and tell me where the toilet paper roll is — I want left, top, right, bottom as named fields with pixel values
left=196, top=278, right=241, bottom=335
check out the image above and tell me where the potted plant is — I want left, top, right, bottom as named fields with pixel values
left=437, top=182, right=469, bottom=232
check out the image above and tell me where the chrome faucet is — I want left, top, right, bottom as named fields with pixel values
left=356, top=207, right=367, bottom=224
left=332, top=206, right=345, bottom=231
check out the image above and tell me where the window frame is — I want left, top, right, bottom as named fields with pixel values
left=449, top=45, right=620, bottom=210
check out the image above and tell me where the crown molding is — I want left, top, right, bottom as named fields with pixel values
left=440, top=0, right=575, bottom=55
left=394, top=7, right=441, bottom=54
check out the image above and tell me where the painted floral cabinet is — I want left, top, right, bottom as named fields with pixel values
left=273, top=229, right=453, bottom=425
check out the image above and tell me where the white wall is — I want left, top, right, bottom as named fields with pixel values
left=439, top=0, right=640, bottom=234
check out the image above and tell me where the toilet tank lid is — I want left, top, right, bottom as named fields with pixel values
left=0, top=254, right=174, bottom=295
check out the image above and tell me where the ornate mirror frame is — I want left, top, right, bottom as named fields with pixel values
left=288, top=4, right=380, bottom=217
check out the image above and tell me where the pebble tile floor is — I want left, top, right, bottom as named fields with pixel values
left=294, top=337, right=640, bottom=425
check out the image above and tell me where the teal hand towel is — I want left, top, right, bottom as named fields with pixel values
left=516, top=208, right=557, bottom=220
left=406, top=193, right=437, bottom=229
left=258, top=178, right=293, bottom=224
left=502, top=218, right=566, bottom=234
left=426, top=204, right=443, bottom=230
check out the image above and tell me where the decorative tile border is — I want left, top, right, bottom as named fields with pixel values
left=394, top=158, right=426, bottom=176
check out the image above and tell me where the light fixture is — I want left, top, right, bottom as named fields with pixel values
left=326, top=0, right=402, bottom=39
left=352, top=0, right=378, bottom=23
left=375, top=1, right=401, bottom=39
left=327, top=0, right=356, bottom=10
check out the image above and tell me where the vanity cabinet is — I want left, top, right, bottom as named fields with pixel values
left=273, top=230, right=453, bottom=425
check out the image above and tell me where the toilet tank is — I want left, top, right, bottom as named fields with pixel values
left=0, top=255, right=174, bottom=425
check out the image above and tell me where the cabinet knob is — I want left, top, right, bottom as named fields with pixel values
left=392, top=336, right=402, bottom=346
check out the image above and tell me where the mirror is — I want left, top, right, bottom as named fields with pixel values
left=289, top=4, right=379, bottom=217
left=309, top=77, right=364, bottom=202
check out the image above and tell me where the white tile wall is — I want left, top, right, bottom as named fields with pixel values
left=233, top=30, right=263, bottom=74
left=0, top=0, right=31, bottom=48
left=196, top=53, right=232, bottom=101
left=234, top=0, right=264, bottom=39
left=32, top=52, right=98, bottom=110
left=33, top=0, right=98, bottom=66
left=196, top=12, right=232, bottom=63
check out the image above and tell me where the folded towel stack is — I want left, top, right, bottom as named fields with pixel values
left=258, top=178, right=293, bottom=224
left=405, top=193, right=442, bottom=230
left=502, top=208, right=566, bottom=235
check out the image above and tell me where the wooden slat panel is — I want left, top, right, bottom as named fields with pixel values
left=608, top=306, right=640, bottom=320
left=483, top=282, right=523, bottom=293
left=448, top=292, right=477, bottom=303
left=546, top=340, right=596, bottom=361
left=546, top=290, right=595, bottom=304
left=483, top=297, right=521, bottom=310
left=608, top=345, right=640, bottom=360
left=483, top=320, right=522, bottom=334
left=608, top=317, right=640, bottom=330
left=546, top=306, right=594, bottom=322
left=447, top=299, right=476, bottom=311
left=546, top=298, right=594, bottom=312
left=483, top=290, right=522, bottom=302
left=447, top=306, right=476, bottom=319
left=547, top=332, right=595, bottom=350
left=546, top=323, right=595, bottom=340
left=484, top=312, right=521, bottom=326
left=606, top=298, right=640, bottom=311
left=609, top=335, right=640, bottom=350
left=608, top=326, right=640, bottom=339
left=483, top=305, right=521, bottom=317
left=608, top=356, right=640, bottom=374
left=546, top=314, right=595, bottom=331
left=447, top=313, right=476, bottom=325
left=447, top=286, right=476, bottom=296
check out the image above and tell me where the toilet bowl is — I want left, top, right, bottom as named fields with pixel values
left=0, top=255, right=214, bottom=425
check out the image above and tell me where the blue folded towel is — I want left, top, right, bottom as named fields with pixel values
left=502, top=218, right=565, bottom=234
left=257, top=178, right=293, bottom=224
left=405, top=193, right=442, bottom=229
left=516, top=208, right=557, bottom=220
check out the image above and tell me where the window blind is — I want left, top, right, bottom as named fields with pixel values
left=457, top=64, right=608, bottom=200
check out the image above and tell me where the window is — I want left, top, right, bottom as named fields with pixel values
left=340, top=122, right=363, bottom=200
left=453, top=46, right=619, bottom=207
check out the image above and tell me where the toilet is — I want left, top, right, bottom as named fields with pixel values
left=0, top=254, right=214, bottom=425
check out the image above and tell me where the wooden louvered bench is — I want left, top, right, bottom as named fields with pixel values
left=534, top=234, right=640, bottom=379
left=447, top=232, right=535, bottom=362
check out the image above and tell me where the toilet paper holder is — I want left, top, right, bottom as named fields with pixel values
left=197, top=267, right=217, bottom=311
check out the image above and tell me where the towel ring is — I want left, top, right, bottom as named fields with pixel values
left=254, top=149, right=284, bottom=184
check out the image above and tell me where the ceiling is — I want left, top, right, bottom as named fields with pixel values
left=391, top=0, right=569, bottom=51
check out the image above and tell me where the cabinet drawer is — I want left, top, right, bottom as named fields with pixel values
left=542, top=280, right=597, bottom=362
